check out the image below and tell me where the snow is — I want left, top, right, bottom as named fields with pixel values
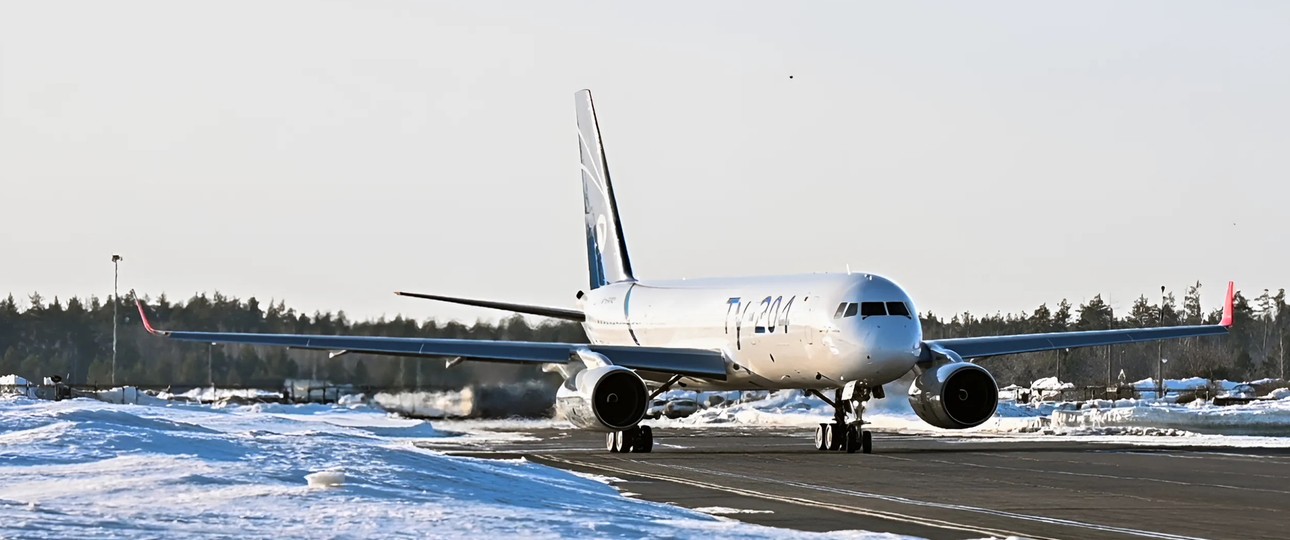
left=0, top=375, right=32, bottom=386
left=0, top=396, right=907, bottom=539
left=1, top=375, right=38, bottom=399
left=371, top=388, right=474, bottom=418
left=304, top=470, right=347, bottom=488
left=160, top=387, right=285, bottom=402
left=695, top=507, right=775, bottom=515
left=1030, top=377, right=1073, bottom=391
left=649, top=383, right=1290, bottom=446
left=1130, top=377, right=1239, bottom=391
left=89, top=386, right=169, bottom=406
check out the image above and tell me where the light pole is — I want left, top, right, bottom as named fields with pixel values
left=1107, top=302, right=1115, bottom=390
left=1157, top=285, right=1165, bottom=400
left=1264, top=289, right=1271, bottom=374
left=208, top=343, right=216, bottom=389
left=111, top=254, right=123, bottom=386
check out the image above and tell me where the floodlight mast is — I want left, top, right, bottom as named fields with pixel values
left=111, top=254, right=123, bottom=386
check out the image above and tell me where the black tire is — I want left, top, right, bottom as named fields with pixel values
left=861, top=430, right=873, bottom=454
left=825, top=423, right=842, bottom=451
left=634, top=425, right=653, bottom=453
left=814, top=424, right=828, bottom=451
left=844, top=424, right=860, bottom=454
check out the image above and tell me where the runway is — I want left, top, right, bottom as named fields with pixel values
left=424, top=425, right=1290, bottom=539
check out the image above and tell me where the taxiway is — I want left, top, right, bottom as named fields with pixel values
left=423, top=425, right=1290, bottom=540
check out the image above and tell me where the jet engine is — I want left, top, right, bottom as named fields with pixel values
left=554, top=365, right=648, bottom=431
left=908, top=360, right=999, bottom=429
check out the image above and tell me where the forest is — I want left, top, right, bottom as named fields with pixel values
left=0, top=281, right=1284, bottom=391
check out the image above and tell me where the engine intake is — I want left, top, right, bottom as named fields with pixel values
left=555, top=365, right=647, bottom=431
left=908, top=361, right=999, bottom=429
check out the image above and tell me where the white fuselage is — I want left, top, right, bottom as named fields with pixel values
left=580, top=273, right=923, bottom=391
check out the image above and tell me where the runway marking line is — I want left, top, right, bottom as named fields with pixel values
left=916, top=453, right=1290, bottom=496
left=540, top=455, right=1049, bottom=540
left=626, top=459, right=1208, bottom=540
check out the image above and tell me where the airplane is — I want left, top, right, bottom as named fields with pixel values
left=135, top=89, right=1235, bottom=454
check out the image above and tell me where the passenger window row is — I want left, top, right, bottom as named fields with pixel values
left=833, top=301, right=912, bottom=319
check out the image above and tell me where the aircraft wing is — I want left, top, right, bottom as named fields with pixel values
left=135, top=301, right=727, bottom=380
left=926, top=282, right=1235, bottom=361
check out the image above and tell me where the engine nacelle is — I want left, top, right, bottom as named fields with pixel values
left=908, top=361, right=999, bottom=429
left=554, top=365, right=647, bottom=431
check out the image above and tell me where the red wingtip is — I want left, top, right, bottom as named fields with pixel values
left=135, top=300, right=160, bottom=335
left=1220, top=281, right=1235, bottom=328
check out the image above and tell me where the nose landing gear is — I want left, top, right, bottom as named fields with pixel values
left=809, top=385, right=874, bottom=454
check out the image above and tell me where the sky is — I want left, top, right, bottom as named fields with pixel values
left=2, top=1, right=1288, bottom=324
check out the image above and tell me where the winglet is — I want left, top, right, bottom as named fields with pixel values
left=1220, top=281, right=1235, bottom=328
left=135, top=300, right=168, bottom=336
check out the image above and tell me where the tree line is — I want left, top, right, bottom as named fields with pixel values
left=0, top=282, right=1284, bottom=390
left=922, top=282, right=1287, bottom=386
left=0, top=292, right=583, bottom=390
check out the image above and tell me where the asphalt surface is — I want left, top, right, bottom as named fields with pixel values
left=421, top=425, right=1290, bottom=540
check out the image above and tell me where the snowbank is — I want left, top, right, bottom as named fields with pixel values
left=163, top=387, right=284, bottom=402
left=1040, top=399, right=1290, bottom=436
left=1, top=374, right=38, bottom=398
left=1030, top=377, right=1074, bottom=390
left=1129, top=376, right=1234, bottom=391
left=0, top=374, right=32, bottom=385
left=90, top=386, right=169, bottom=406
left=648, top=389, right=918, bottom=430
left=373, top=388, right=475, bottom=418
left=653, top=385, right=1290, bottom=442
left=0, top=397, right=905, bottom=539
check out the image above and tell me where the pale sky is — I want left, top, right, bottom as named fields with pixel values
left=2, top=1, right=1287, bottom=324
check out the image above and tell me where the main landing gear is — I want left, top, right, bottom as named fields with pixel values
left=604, top=374, right=681, bottom=453
left=809, top=385, right=876, bottom=454
left=606, top=425, right=654, bottom=453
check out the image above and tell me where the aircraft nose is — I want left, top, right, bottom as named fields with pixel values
left=859, top=318, right=921, bottom=381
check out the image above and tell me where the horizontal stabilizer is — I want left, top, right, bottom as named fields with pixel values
left=394, top=291, right=585, bottom=322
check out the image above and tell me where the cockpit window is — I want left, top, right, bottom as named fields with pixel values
left=886, top=301, right=911, bottom=318
left=834, top=303, right=848, bottom=319
left=859, top=302, right=887, bottom=318
left=844, top=302, right=859, bottom=318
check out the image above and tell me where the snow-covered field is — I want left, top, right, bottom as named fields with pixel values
left=5, top=374, right=1290, bottom=538
left=0, top=396, right=906, bottom=539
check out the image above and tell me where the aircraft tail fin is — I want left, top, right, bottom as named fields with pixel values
left=576, top=89, right=635, bottom=290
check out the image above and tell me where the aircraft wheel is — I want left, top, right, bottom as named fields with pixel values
left=616, top=429, right=636, bottom=453
left=606, top=431, right=619, bottom=453
left=826, top=423, right=845, bottom=451
left=814, top=424, right=828, bottom=451
left=844, top=424, right=861, bottom=454
left=633, top=425, right=653, bottom=453
left=861, top=430, right=873, bottom=454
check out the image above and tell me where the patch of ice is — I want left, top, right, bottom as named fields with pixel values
left=304, top=470, right=347, bottom=488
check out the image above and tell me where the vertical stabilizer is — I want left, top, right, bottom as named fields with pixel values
left=576, top=89, right=635, bottom=289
